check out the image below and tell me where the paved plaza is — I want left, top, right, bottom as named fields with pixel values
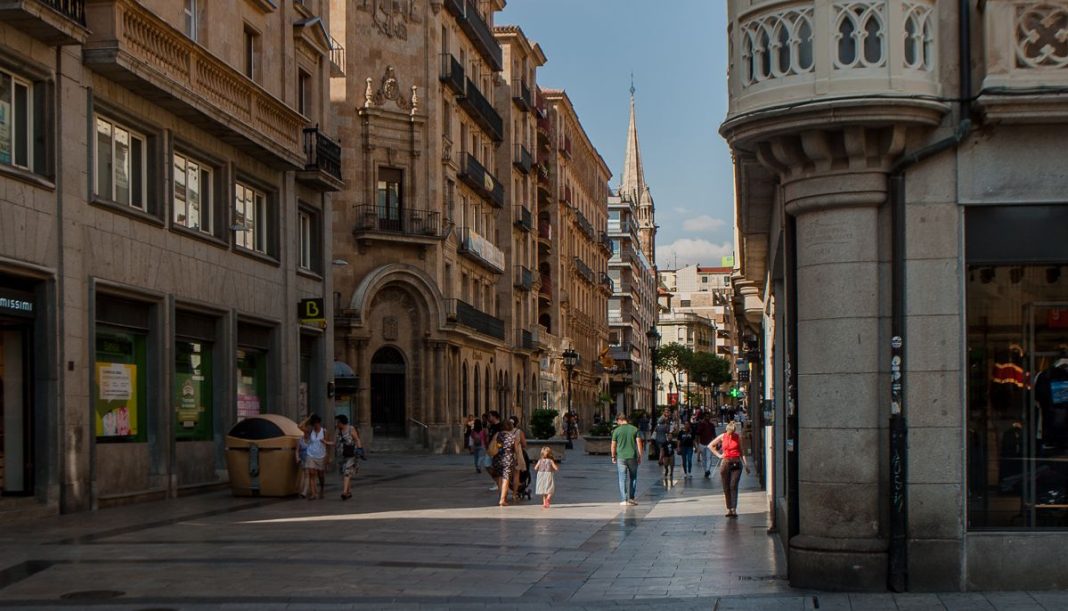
left=0, top=443, right=1065, bottom=610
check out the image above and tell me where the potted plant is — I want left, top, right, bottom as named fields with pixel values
left=527, top=408, right=569, bottom=461
left=583, top=420, right=615, bottom=455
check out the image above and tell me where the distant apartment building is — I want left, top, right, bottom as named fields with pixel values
left=0, top=0, right=339, bottom=513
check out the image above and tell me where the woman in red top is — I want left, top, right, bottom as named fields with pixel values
left=708, top=421, right=750, bottom=517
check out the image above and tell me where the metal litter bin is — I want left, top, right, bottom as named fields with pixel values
left=225, top=414, right=303, bottom=497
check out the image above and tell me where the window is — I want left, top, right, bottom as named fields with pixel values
left=243, top=26, right=260, bottom=81
left=297, top=69, right=310, bottom=117
left=376, top=167, right=403, bottom=232
left=0, top=70, right=31, bottom=170
left=173, top=153, right=212, bottom=234
left=95, top=116, right=146, bottom=210
left=234, top=182, right=267, bottom=253
left=298, top=209, right=312, bottom=271
left=183, top=0, right=199, bottom=41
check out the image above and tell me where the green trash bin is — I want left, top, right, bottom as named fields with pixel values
left=225, top=414, right=303, bottom=497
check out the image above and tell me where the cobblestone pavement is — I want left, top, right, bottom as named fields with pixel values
left=0, top=441, right=1066, bottom=610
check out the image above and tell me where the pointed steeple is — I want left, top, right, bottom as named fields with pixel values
left=619, top=86, right=647, bottom=205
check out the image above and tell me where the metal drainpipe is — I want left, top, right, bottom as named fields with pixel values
left=887, top=0, right=974, bottom=592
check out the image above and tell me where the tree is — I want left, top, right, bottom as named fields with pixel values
left=687, top=351, right=733, bottom=404
left=654, top=343, right=693, bottom=400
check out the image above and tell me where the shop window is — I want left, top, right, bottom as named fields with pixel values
left=175, top=340, right=212, bottom=441
left=94, top=116, right=148, bottom=211
left=94, top=329, right=148, bottom=442
left=234, top=181, right=268, bottom=254
left=173, top=152, right=213, bottom=235
left=966, top=206, right=1068, bottom=529
left=236, top=349, right=266, bottom=421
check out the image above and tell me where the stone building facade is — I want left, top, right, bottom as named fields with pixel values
left=330, top=2, right=611, bottom=447
left=0, top=0, right=338, bottom=514
left=723, top=0, right=1068, bottom=591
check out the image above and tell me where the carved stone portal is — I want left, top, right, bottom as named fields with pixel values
left=370, top=66, right=417, bottom=112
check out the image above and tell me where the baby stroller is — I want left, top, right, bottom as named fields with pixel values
left=515, top=448, right=533, bottom=500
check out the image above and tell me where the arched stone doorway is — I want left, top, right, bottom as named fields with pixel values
left=371, top=347, right=406, bottom=437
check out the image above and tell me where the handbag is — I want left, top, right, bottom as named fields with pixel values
left=342, top=443, right=356, bottom=458
left=487, top=434, right=501, bottom=457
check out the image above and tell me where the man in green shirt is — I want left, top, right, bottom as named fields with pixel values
left=611, top=413, right=644, bottom=506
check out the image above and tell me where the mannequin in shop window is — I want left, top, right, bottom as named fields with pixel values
left=1035, top=348, right=1068, bottom=452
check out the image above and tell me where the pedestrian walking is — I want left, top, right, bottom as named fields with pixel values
left=611, top=413, right=643, bottom=506
left=334, top=414, right=363, bottom=501
left=509, top=415, right=530, bottom=501
left=491, top=417, right=520, bottom=506
left=303, top=415, right=328, bottom=500
left=463, top=414, right=475, bottom=452
left=652, top=408, right=673, bottom=459
left=696, top=415, right=718, bottom=479
left=659, top=434, right=677, bottom=483
left=470, top=419, right=486, bottom=473
left=295, top=419, right=310, bottom=498
left=534, top=446, right=559, bottom=508
left=678, top=422, right=696, bottom=477
left=708, top=421, right=750, bottom=517
left=484, top=411, right=502, bottom=491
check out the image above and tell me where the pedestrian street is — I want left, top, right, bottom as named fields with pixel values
left=0, top=445, right=1065, bottom=610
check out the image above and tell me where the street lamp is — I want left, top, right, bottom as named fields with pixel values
left=700, top=372, right=709, bottom=415
left=562, top=347, right=579, bottom=449
left=646, top=327, right=661, bottom=414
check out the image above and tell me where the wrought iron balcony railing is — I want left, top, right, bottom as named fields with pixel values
left=447, top=299, right=505, bottom=341
left=514, top=266, right=534, bottom=291
left=514, top=205, right=532, bottom=232
left=512, top=79, right=533, bottom=111
left=459, top=227, right=505, bottom=273
left=353, top=205, right=441, bottom=237
left=600, top=272, right=615, bottom=292
left=303, top=126, right=342, bottom=181
left=459, top=0, right=503, bottom=71
left=458, top=153, right=504, bottom=208
left=458, top=78, right=503, bottom=142
left=439, top=53, right=465, bottom=97
left=0, top=0, right=87, bottom=44
left=513, top=144, right=532, bottom=174
left=573, top=257, right=595, bottom=285
left=329, top=35, right=345, bottom=77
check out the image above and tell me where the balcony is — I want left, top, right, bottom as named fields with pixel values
left=298, top=126, right=343, bottom=192
left=559, top=135, right=572, bottom=159
left=459, top=227, right=505, bottom=273
left=83, top=0, right=305, bottom=168
left=513, top=144, right=532, bottom=174
left=562, top=186, right=573, bottom=207
left=447, top=299, right=505, bottom=341
left=599, top=231, right=614, bottom=254
left=458, top=0, right=503, bottom=72
left=575, top=209, right=595, bottom=240
left=516, top=328, right=538, bottom=352
left=980, top=1, right=1068, bottom=121
left=537, top=220, right=552, bottom=244
left=458, top=153, right=504, bottom=208
left=573, top=257, right=595, bottom=285
left=722, top=0, right=944, bottom=144
left=600, top=272, right=615, bottom=292
left=512, top=79, right=533, bottom=111
left=0, top=0, right=87, bottom=44
left=609, top=343, right=633, bottom=361
left=538, top=275, right=553, bottom=302
left=329, top=35, right=345, bottom=77
left=443, top=0, right=463, bottom=19
left=439, top=53, right=465, bottom=97
left=353, top=205, right=442, bottom=242
left=458, top=78, right=503, bottom=142
left=514, top=266, right=534, bottom=291
left=514, top=205, right=532, bottom=232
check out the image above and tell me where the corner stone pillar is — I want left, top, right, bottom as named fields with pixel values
left=784, top=168, right=889, bottom=590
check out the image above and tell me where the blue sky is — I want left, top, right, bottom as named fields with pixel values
left=499, top=0, right=734, bottom=269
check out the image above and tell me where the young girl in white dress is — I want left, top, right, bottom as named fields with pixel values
left=534, top=446, right=559, bottom=508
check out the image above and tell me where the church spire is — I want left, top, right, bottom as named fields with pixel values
left=619, top=86, right=646, bottom=205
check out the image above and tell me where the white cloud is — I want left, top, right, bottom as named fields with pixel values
left=682, top=215, right=726, bottom=233
left=656, top=238, right=734, bottom=268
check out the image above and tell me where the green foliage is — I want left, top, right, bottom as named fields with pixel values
left=588, top=421, right=613, bottom=436
left=530, top=408, right=558, bottom=440
left=688, top=351, right=733, bottom=388
left=597, top=391, right=613, bottom=405
left=655, top=343, right=694, bottom=389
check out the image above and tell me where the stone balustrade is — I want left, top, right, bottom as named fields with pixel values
left=726, top=0, right=940, bottom=123
left=84, top=0, right=305, bottom=168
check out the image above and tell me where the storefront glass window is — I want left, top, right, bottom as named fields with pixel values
left=95, top=329, right=147, bottom=442
left=967, top=264, right=1068, bottom=529
left=175, top=340, right=212, bottom=441
left=236, top=349, right=266, bottom=421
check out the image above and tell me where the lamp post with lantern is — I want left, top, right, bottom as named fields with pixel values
left=562, top=347, right=579, bottom=449
left=646, top=326, right=661, bottom=416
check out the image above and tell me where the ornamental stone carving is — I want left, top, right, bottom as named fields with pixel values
left=1016, top=2, right=1068, bottom=69
left=369, top=66, right=415, bottom=112
left=358, top=0, right=421, bottom=40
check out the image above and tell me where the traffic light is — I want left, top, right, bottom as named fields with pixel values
left=729, top=387, right=741, bottom=399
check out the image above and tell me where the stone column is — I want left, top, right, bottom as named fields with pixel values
left=433, top=343, right=445, bottom=424
left=758, top=127, right=904, bottom=591
left=352, top=339, right=369, bottom=432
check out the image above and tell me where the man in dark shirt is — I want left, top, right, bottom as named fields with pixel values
left=696, top=415, right=718, bottom=479
left=485, top=411, right=501, bottom=489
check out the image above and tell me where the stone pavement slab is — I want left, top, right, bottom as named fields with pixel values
left=0, top=442, right=1064, bottom=609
